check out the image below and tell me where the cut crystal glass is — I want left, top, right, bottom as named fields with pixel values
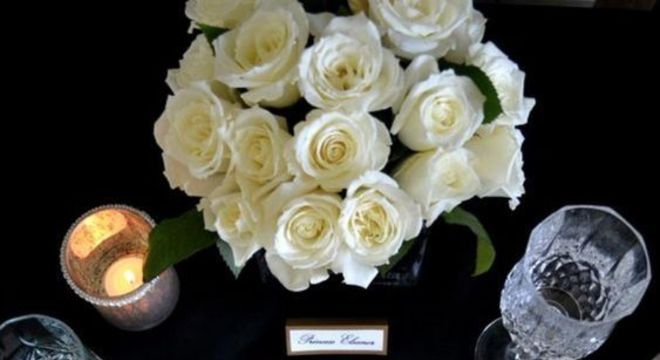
left=0, top=314, right=100, bottom=360
left=476, top=205, right=651, bottom=360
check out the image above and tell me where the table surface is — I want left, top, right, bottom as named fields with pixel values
left=2, top=2, right=659, bottom=360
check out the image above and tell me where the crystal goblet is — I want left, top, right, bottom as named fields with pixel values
left=475, top=205, right=651, bottom=359
left=0, top=314, right=100, bottom=359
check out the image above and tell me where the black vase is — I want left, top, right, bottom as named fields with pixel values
left=256, top=227, right=430, bottom=289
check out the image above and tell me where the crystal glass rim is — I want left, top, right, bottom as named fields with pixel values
left=0, top=313, right=85, bottom=348
left=59, top=204, right=161, bottom=307
left=522, top=204, right=652, bottom=327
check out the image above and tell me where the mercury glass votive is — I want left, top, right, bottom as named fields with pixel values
left=60, top=205, right=179, bottom=331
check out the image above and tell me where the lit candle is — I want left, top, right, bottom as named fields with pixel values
left=103, top=255, right=145, bottom=297
left=61, top=205, right=179, bottom=331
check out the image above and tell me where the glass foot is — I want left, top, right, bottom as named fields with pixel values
left=474, top=318, right=516, bottom=360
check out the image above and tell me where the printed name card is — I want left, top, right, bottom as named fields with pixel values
left=286, top=320, right=388, bottom=356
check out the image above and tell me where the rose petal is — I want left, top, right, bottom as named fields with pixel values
left=307, top=12, right=335, bottom=37
left=332, top=248, right=378, bottom=288
left=265, top=252, right=313, bottom=292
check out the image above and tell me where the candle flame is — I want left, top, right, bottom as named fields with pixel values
left=103, top=255, right=144, bottom=297
left=124, top=270, right=136, bottom=285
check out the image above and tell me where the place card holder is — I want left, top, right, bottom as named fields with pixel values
left=286, top=319, right=388, bottom=356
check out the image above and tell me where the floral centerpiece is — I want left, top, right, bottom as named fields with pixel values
left=145, top=0, right=535, bottom=291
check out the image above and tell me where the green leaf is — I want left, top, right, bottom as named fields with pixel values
left=378, top=237, right=418, bottom=276
left=217, top=240, right=244, bottom=279
left=443, top=207, right=495, bottom=276
left=439, top=60, right=504, bottom=124
left=337, top=5, right=352, bottom=16
left=197, top=23, right=227, bottom=45
left=143, top=209, right=218, bottom=281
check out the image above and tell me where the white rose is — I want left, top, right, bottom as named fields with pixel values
left=392, top=58, right=485, bottom=151
left=465, top=124, right=525, bottom=209
left=266, top=192, right=343, bottom=291
left=334, top=171, right=423, bottom=288
left=288, top=110, right=391, bottom=192
left=166, top=35, right=214, bottom=92
left=156, top=154, right=222, bottom=197
left=154, top=82, right=240, bottom=197
left=214, top=0, right=309, bottom=108
left=228, top=107, right=292, bottom=201
left=298, top=14, right=404, bottom=111
left=185, top=0, right=258, bottom=29
left=165, top=35, right=241, bottom=104
left=467, top=42, right=536, bottom=126
left=259, top=177, right=319, bottom=228
left=444, top=10, right=486, bottom=64
left=394, top=149, right=480, bottom=224
left=198, top=176, right=262, bottom=267
left=367, top=0, right=474, bottom=59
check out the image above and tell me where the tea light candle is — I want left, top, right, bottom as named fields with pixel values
left=103, top=255, right=144, bottom=297
left=61, top=205, right=179, bottom=331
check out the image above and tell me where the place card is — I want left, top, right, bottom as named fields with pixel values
left=286, top=320, right=388, bottom=356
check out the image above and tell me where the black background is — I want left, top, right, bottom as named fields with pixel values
left=2, top=1, right=659, bottom=359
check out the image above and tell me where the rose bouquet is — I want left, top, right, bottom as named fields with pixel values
left=146, top=0, right=535, bottom=291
